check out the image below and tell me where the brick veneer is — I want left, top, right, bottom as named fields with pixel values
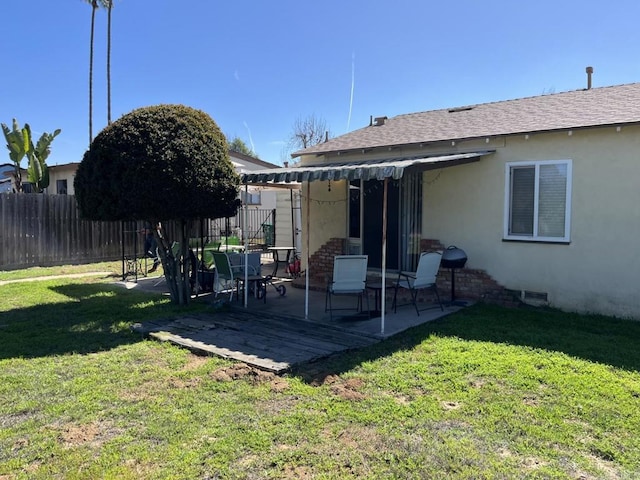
left=421, top=238, right=520, bottom=307
left=293, top=237, right=521, bottom=308
left=306, top=237, right=347, bottom=288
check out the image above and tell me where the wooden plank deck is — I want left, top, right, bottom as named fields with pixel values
left=133, top=310, right=379, bottom=374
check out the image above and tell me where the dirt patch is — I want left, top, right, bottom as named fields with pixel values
left=334, top=425, right=384, bottom=449
left=281, top=465, right=313, bottom=479
left=442, top=401, right=461, bottom=410
left=210, top=363, right=288, bottom=393
left=182, top=353, right=210, bottom=371
left=322, top=375, right=366, bottom=401
left=270, top=377, right=290, bottom=393
left=168, top=377, right=201, bottom=389
left=55, top=420, right=120, bottom=448
left=522, top=456, right=547, bottom=470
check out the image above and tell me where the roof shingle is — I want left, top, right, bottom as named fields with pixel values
left=294, top=83, right=640, bottom=157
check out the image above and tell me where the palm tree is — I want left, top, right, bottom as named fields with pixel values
left=103, top=0, right=113, bottom=125
left=86, top=0, right=98, bottom=144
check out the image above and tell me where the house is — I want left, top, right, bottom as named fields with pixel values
left=0, top=164, right=13, bottom=193
left=47, top=162, right=79, bottom=194
left=242, top=80, right=640, bottom=319
left=225, top=150, right=301, bottom=250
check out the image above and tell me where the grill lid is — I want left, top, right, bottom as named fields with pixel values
left=441, top=245, right=467, bottom=269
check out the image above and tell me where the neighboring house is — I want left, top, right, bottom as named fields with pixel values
left=47, top=162, right=79, bottom=195
left=242, top=81, right=640, bottom=319
left=0, top=162, right=79, bottom=194
left=228, top=150, right=301, bottom=249
left=0, top=164, right=13, bottom=193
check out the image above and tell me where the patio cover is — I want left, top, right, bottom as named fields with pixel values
left=239, top=150, right=495, bottom=333
left=240, top=151, right=494, bottom=185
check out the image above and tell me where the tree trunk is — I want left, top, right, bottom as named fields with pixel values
left=89, top=1, right=97, bottom=144
left=156, top=220, right=193, bottom=305
left=106, top=2, right=112, bottom=125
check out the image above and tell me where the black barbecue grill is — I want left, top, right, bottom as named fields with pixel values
left=441, top=246, right=468, bottom=305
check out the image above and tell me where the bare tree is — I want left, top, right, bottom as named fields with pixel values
left=288, top=114, right=331, bottom=151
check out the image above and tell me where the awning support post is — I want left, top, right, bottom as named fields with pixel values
left=305, top=181, right=310, bottom=320
left=381, top=177, right=388, bottom=335
left=243, top=183, right=249, bottom=308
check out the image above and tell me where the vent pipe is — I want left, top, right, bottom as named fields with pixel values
left=586, top=66, right=593, bottom=89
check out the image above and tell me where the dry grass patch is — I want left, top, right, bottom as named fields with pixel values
left=54, top=419, right=121, bottom=449
left=180, top=353, right=210, bottom=371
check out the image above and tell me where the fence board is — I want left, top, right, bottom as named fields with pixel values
left=0, top=194, right=276, bottom=271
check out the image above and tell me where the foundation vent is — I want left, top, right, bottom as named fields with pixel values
left=521, top=290, right=549, bottom=306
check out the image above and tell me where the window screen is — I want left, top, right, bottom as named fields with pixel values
left=505, top=160, right=571, bottom=242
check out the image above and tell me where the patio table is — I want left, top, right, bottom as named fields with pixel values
left=267, top=246, right=295, bottom=277
left=367, top=279, right=395, bottom=316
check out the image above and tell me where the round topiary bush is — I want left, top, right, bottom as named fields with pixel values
left=75, top=104, right=240, bottom=222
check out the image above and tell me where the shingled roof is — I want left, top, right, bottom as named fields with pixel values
left=293, top=83, right=640, bottom=158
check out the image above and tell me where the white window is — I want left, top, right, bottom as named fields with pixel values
left=241, top=190, right=261, bottom=205
left=504, top=160, right=572, bottom=242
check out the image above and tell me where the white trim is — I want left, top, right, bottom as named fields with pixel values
left=503, top=159, right=572, bottom=243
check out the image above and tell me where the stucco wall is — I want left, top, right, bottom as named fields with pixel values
left=47, top=165, right=77, bottom=195
left=423, top=126, right=640, bottom=318
left=302, top=180, right=347, bottom=269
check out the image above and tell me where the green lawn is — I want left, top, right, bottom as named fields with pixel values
left=1, top=264, right=639, bottom=479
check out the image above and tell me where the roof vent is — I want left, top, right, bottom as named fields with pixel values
left=448, top=106, right=474, bottom=113
left=374, top=116, right=388, bottom=126
left=586, top=66, right=594, bottom=89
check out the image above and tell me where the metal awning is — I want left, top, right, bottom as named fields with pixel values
left=239, top=149, right=495, bottom=332
left=240, top=151, right=494, bottom=185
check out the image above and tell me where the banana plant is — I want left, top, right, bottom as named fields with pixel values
left=2, top=119, right=61, bottom=193
left=1, top=119, right=30, bottom=192
left=27, top=128, right=61, bottom=192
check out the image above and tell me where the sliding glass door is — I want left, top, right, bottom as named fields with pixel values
left=348, top=172, right=422, bottom=271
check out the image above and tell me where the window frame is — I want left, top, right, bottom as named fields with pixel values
left=503, top=159, right=572, bottom=243
left=56, top=179, right=68, bottom=195
left=241, top=189, right=262, bottom=206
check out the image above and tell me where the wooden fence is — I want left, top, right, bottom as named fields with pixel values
left=0, top=193, right=276, bottom=271
left=0, top=194, right=131, bottom=270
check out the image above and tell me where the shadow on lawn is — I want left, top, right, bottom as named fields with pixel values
left=0, top=282, right=186, bottom=360
left=292, top=303, right=640, bottom=383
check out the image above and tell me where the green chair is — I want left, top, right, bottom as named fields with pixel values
left=211, top=252, right=266, bottom=303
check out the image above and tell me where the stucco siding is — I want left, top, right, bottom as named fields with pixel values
left=47, top=165, right=77, bottom=195
left=423, top=126, right=640, bottom=318
left=303, top=180, right=347, bottom=268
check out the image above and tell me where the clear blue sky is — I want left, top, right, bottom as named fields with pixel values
left=2, top=0, right=640, bottom=166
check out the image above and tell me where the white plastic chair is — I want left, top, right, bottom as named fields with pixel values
left=392, top=251, right=444, bottom=315
left=325, top=255, right=370, bottom=321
